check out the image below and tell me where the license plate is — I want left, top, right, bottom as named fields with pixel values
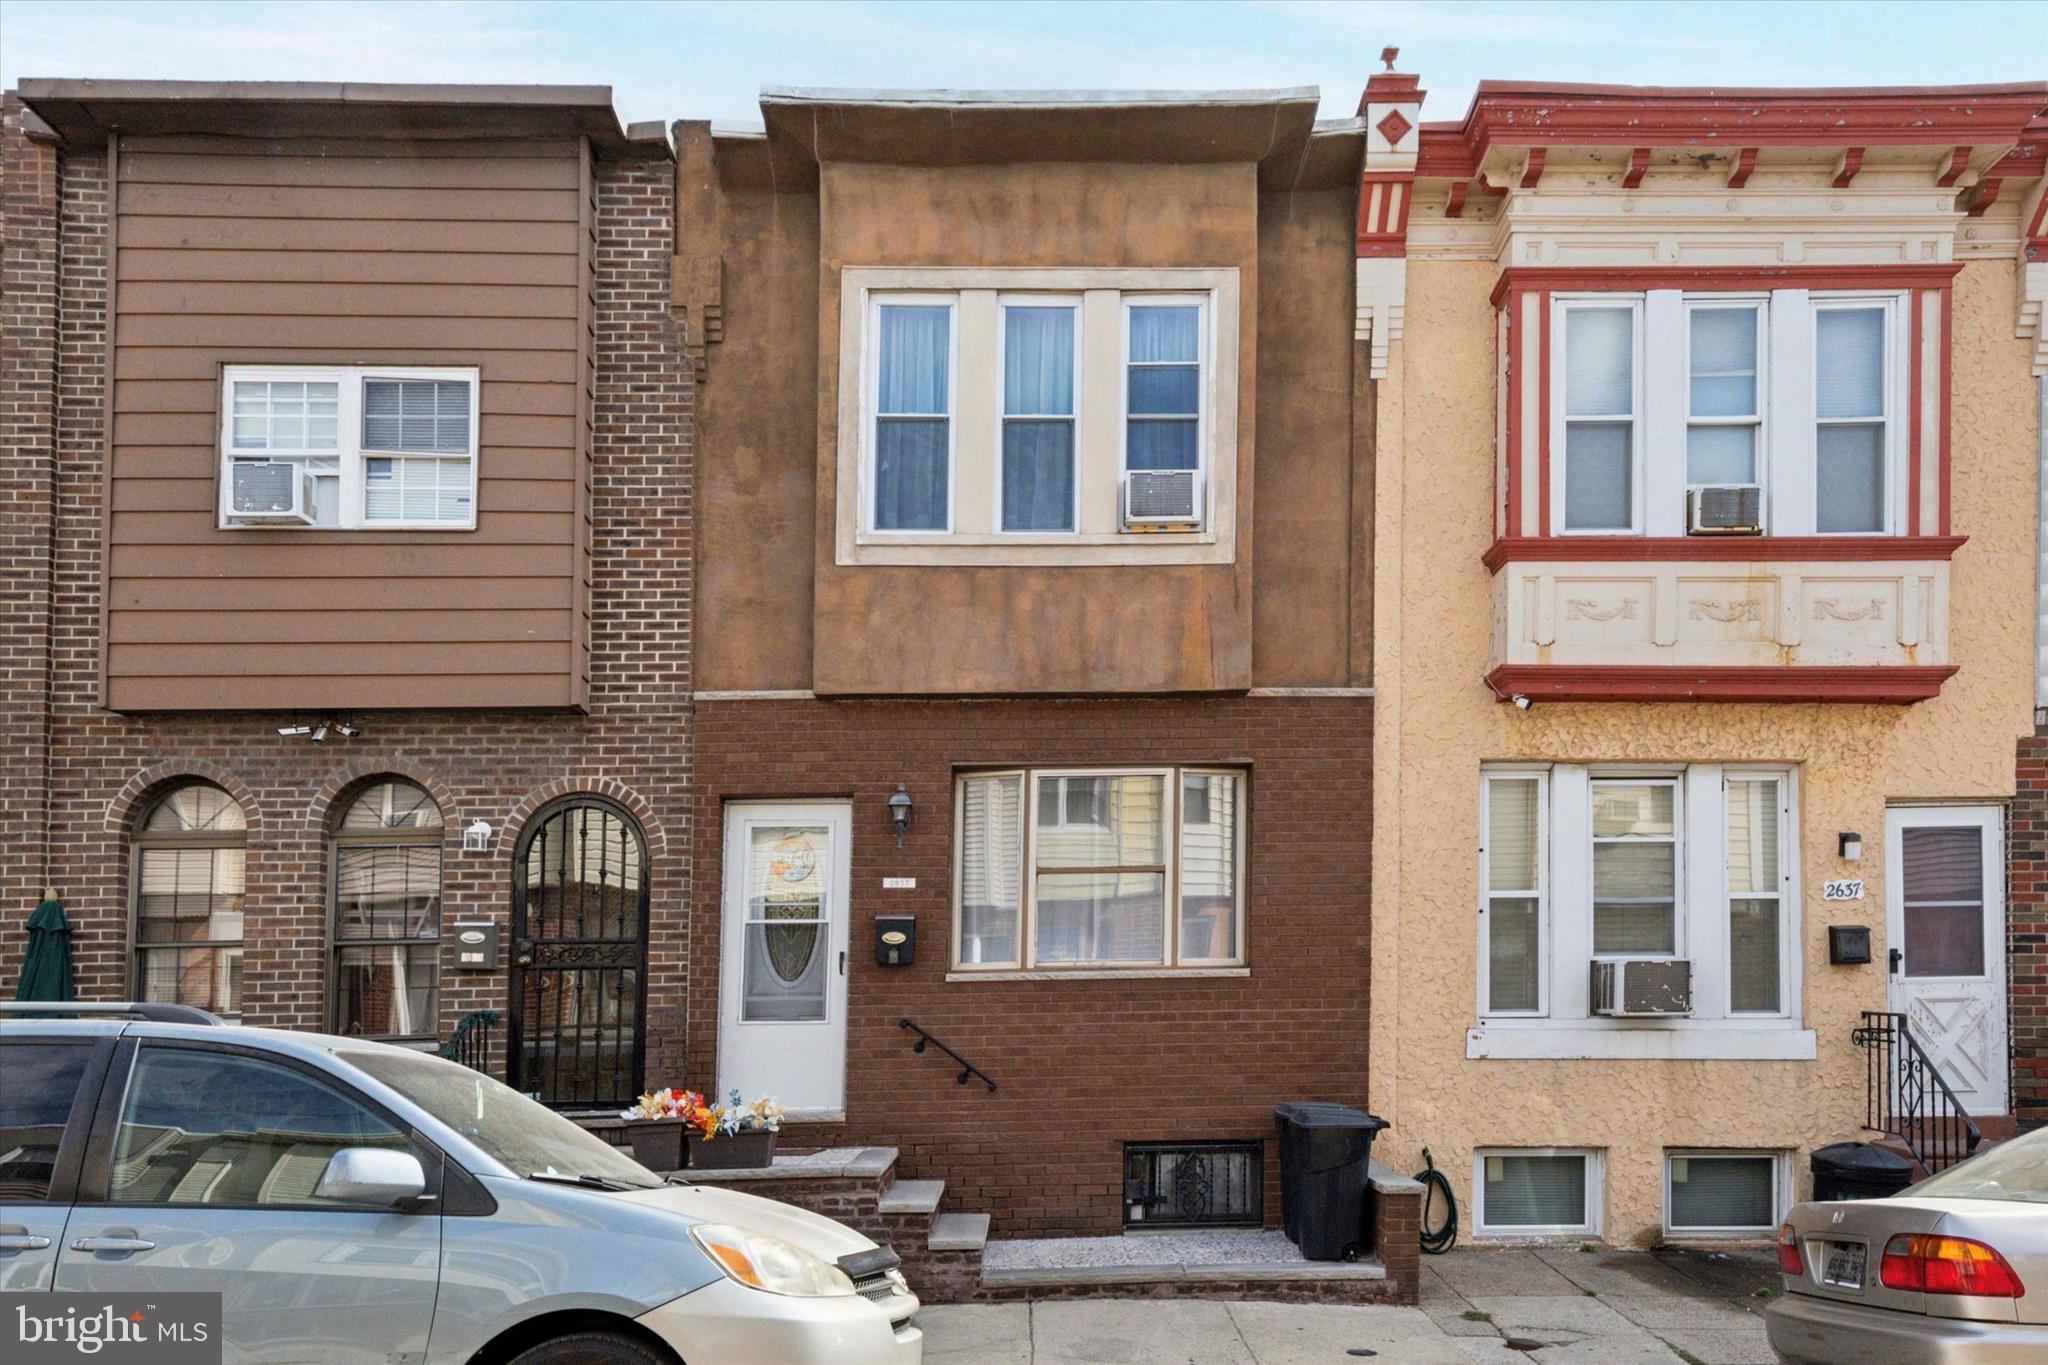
left=1821, top=1241, right=1865, bottom=1289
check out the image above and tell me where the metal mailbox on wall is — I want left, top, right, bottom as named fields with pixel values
left=452, top=920, right=500, bottom=971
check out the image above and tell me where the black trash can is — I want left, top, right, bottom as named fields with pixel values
left=1273, top=1102, right=1388, bottom=1260
left=1811, top=1141, right=1915, bottom=1202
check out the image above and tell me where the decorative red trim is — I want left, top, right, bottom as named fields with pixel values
left=1938, top=286, right=1952, bottom=535
left=1726, top=148, right=1758, bottom=188
left=1537, top=289, right=1552, bottom=537
left=1505, top=288, right=1524, bottom=536
left=1444, top=179, right=1470, bottom=218
left=1481, top=534, right=1967, bottom=573
left=1484, top=664, right=1959, bottom=705
left=1908, top=289, right=1923, bottom=536
left=1622, top=147, right=1652, bottom=189
left=1831, top=147, right=1865, bottom=188
left=1356, top=172, right=1416, bottom=258
left=2027, top=186, right=2048, bottom=246
left=1935, top=146, right=1971, bottom=188
left=1489, top=263, right=1963, bottom=308
left=1520, top=147, right=1547, bottom=188
left=1965, top=177, right=2002, bottom=217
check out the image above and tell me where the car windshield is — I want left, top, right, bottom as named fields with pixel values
left=343, top=1050, right=662, bottom=1189
left=1909, top=1130, right=2048, bottom=1205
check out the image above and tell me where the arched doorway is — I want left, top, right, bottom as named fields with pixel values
left=508, top=798, right=649, bottom=1108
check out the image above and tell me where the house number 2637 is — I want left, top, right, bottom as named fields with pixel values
left=1823, top=879, right=1865, bottom=901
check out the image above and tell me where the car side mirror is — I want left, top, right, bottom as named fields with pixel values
left=316, top=1147, right=428, bottom=1208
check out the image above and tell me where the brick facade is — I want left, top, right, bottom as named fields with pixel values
left=2015, top=731, right=2047, bottom=1124
left=0, top=120, right=696, bottom=1093
left=690, top=695, right=1374, bottom=1238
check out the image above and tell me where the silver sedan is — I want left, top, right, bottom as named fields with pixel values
left=1766, top=1126, right=2048, bottom=1364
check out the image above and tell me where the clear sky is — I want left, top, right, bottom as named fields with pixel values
left=2, top=0, right=2043, bottom=127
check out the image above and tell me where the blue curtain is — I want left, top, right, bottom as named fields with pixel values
left=1003, top=306, right=1075, bottom=531
left=876, top=305, right=950, bottom=530
left=1127, top=306, right=1199, bottom=471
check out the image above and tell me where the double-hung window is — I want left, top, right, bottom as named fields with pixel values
left=872, top=299, right=955, bottom=532
left=1477, top=764, right=1796, bottom=1029
left=954, top=767, right=1244, bottom=972
left=1124, top=299, right=1205, bottom=474
left=1000, top=298, right=1079, bottom=532
left=220, top=365, right=477, bottom=530
left=1547, top=291, right=1904, bottom=536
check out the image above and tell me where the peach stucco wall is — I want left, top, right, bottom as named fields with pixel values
left=1368, top=258, right=2037, bottom=1244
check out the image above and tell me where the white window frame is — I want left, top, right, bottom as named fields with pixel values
left=1472, top=1147, right=1604, bottom=1239
left=863, top=293, right=960, bottom=537
left=1543, top=289, right=1911, bottom=539
left=1550, top=294, right=1646, bottom=535
left=1809, top=292, right=1907, bottom=537
left=1662, top=1149, right=1790, bottom=1239
left=993, top=293, right=1084, bottom=535
left=1589, top=772, right=1686, bottom=962
left=1118, top=293, right=1212, bottom=484
left=1474, top=764, right=1804, bottom=1048
left=1682, top=296, right=1770, bottom=526
left=950, top=765, right=1247, bottom=974
left=218, top=364, right=479, bottom=531
left=1478, top=767, right=1550, bottom=1019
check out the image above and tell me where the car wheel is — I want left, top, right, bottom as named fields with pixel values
left=507, top=1329, right=672, bottom=1365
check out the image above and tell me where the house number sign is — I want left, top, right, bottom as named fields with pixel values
left=1823, top=879, right=1865, bottom=901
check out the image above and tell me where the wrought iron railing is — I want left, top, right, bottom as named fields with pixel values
left=1124, top=1142, right=1261, bottom=1228
left=439, top=1009, right=499, bottom=1074
left=899, top=1018, right=996, bottom=1092
left=1852, top=1010, right=1980, bottom=1174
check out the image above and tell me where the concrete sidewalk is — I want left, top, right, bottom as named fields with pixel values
left=918, top=1245, right=1782, bottom=1363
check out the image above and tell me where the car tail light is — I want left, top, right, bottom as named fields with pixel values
left=1878, top=1234, right=2026, bottom=1297
left=1776, top=1222, right=1803, bottom=1275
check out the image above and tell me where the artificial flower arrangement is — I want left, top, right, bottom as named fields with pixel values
left=619, top=1087, right=785, bottom=1170
left=620, top=1087, right=785, bottom=1137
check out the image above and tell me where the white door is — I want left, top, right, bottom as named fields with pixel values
left=719, top=802, right=851, bottom=1119
left=1885, top=805, right=2007, bottom=1116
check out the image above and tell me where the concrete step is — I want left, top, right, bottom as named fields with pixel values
left=878, top=1178, right=946, bottom=1215
left=929, top=1211, right=990, bottom=1253
left=978, top=1230, right=1393, bottom=1298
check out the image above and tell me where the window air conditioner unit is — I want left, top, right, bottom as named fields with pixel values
left=1591, top=959, right=1692, bottom=1016
left=1687, top=484, right=1762, bottom=535
left=228, top=461, right=316, bottom=525
left=1123, top=469, right=1201, bottom=529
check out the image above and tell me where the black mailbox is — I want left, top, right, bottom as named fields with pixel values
left=1828, top=925, right=1871, bottom=966
left=452, top=920, right=501, bottom=971
left=875, top=915, right=916, bottom=966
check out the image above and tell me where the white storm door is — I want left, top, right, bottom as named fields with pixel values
left=1885, top=805, right=2007, bottom=1116
left=719, top=802, right=851, bottom=1118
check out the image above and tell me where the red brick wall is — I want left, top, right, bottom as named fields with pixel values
left=0, top=128, right=695, bottom=1095
left=690, top=695, right=1374, bottom=1237
left=2014, top=731, right=2047, bottom=1124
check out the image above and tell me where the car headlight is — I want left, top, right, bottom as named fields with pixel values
left=688, top=1223, right=855, bottom=1298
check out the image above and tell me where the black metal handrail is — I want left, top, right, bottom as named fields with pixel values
left=1852, top=1010, right=1980, bottom=1173
left=439, top=1009, right=500, bottom=1074
left=900, top=1018, right=996, bottom=1092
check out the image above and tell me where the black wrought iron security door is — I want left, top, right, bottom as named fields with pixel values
left=509, top=799, right=650, bottom=1108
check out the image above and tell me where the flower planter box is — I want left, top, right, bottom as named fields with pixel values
left=685, top=1129, right=778, bottom=1170
left=622, top=1119, right=687, bottom=1172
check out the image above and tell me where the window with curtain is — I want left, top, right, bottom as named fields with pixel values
left=1478, top=1151, right=1595, bottom=1233
left=1814, top=305, right=1888, bottom=533
left=1561, top=304, right=1637, bottom=531
left=1483, top=774, right=1545, bottom=1013
left=873, top=301, right=953, bottom=531
left=954, top=767, right=1244, bottom=971
left=134, top=782, right=247, bottom=1019
left=1687, top=304, right=1762, bottom=490
left=1126, top=303, right=1203, bottom=472
left=1001, top=301, right=1077, bottom=531
left=332, top=780, right=443, bottom=1040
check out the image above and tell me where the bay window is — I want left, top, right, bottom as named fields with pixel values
left=1477, top=764, right=1796, bottom=1032
left=1547, top=290, right=1904, bottom=537
left=954, top=766, right=1245, bottom=972
left=219, top=365, right=478, bottom=530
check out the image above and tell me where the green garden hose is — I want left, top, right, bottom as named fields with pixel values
left=1418, top=1147, right=1458, bottom=1254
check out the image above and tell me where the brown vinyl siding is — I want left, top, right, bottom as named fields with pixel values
left=104, top=133, right=590, bottom=712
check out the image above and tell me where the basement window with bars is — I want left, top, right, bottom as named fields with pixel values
left=220, top=365, right=478, bottom=530
left=1124, top=1142, right=1261, bottom=1228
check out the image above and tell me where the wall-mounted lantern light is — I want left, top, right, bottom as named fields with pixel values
left=889, top=784, right=913, bottom=850
left=1838, top=832, right=1862, bottom=861
left=463, top=820, right=495, bottom=854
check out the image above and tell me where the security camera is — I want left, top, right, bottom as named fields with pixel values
left=1511, top=694, right=1533, bottom=711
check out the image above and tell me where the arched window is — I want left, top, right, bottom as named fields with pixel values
left=331, top=780, right=443, bottom=1039
left=133, top=781, right=247, bottom=1018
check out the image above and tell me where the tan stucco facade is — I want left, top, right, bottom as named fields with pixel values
left=1368, top=257, right=2039, bottom=1244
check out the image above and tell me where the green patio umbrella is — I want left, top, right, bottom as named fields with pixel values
left=13, top=892, right=75, bottom=1002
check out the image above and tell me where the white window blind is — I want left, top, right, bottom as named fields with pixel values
left=958, top=774, right=1023, bottom=966
left=365, top=456, right=472, bottom=525
left=1667, top=1154, right=1775, bottom=1231
left=1485, top=775, right=1544, bottom=1013
left=363, top=378, right=472, bottom=453
left=1726, top=778, right=1783, bottom=1013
